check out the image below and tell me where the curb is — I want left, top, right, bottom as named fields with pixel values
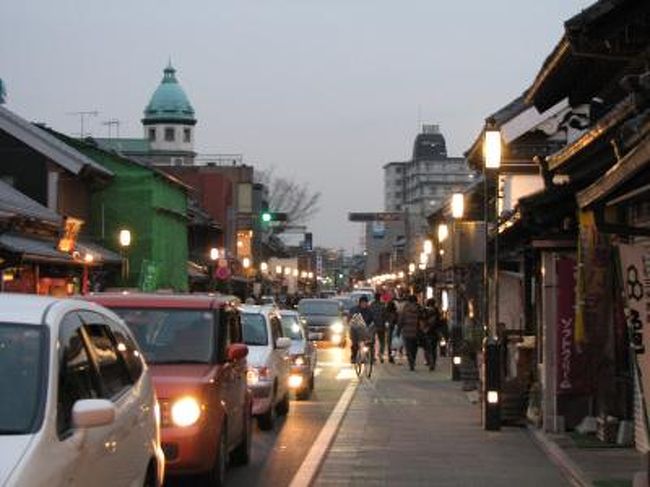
left=527, top=426, right=590, bottom=487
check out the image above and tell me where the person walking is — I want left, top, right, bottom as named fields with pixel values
left=369, top=293, right=387, bottom=363
left=398, top=294, right=421, bottom=371
left=422, top=299, right=442, bottom=371
left=385, top=300, right=399, bottom=363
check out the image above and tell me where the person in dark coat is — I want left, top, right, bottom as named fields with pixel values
left=398, top=294, right=421, bottom=371
left=422, top=299, right=443, bottom=371
left=369, top=293, right=387, bottom=363
left=349, top=295, right=374, bottom=364
left=385, top=300, right=399, bottom=363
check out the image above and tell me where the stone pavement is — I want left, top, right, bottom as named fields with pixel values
left=314, top=355, right=569, bottom=487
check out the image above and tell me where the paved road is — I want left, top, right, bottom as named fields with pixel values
left=226, top=345, right=353, bottom=486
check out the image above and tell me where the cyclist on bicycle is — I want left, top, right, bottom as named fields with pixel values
left=349, top=295, right=375, bottom=363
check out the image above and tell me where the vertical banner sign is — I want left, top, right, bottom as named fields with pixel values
left=617, top=243, right=650, bottom=444
left=556, top=257, right=588, bottom=394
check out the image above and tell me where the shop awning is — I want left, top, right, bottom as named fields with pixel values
left=0, top=233, right=121, bottom=266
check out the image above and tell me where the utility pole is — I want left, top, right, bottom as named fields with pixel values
left=102, top=119, right=121, bottom=139
left=67, top=110, right=99, bottom=138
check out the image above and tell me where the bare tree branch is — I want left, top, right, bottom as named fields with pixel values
left=256, top=168, right=321, bottom=227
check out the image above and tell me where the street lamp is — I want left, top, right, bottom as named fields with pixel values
left=423, top=239, right=433, bottom=255
left=242, top=257, right=251, bottom=270
left=260, top=262, right=269, bottom=273
left=118, top=229, right=131, bottom=284
left=210, top=247, right=219, bottom=261
left=437, top=223, right=449, bottom=243
left=483, top=122, right=502, bottom=431
left=451, top=193, right=464, bottom=219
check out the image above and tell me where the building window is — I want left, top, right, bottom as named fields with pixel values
left=164, top=127, right=175, bottom=142
left=148, top=128, right=156, bottom=141
left=183, top=128, right=191, bottom=143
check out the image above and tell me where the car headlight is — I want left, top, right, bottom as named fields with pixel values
left=330, top=321, right=344, bottom=334
left=171, top=397, right=201, bottom=427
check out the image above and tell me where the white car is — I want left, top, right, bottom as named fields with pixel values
left=241, top=305, right=291, bottom=431
left=0, top=294, right=164, bottom=487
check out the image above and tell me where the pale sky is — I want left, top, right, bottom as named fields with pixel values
left=1, top=0, right=593, bottom=252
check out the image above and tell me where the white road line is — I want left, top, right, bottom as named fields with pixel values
left=288, top=379, right=358, bottom=487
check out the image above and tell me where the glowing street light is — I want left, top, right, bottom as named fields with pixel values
left=437, top=223, right=449, bottom=243
left=242, top=257, right=251, bottom=269
left=452, top=193, right=464, bottom=219
left=210, top=247, right=219, bottom=261
left=484, top=129, right=502, bottom=169
left=119, top=229, right=131, bottom=248
left=260, top=262, right=269, bottom=273
left=423, top=239, right=433, bottom=255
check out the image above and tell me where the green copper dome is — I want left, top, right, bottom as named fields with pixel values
left=143, top=63, right=196, bottom=125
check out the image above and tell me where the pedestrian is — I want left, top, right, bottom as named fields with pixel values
left=369, top=293, right=387, bottom=363
left=349, top=295, right=374, bottom=364
left=422, top=299, right=443, bottom=371
left=398, top=294, right=421, bottom=371
left=385, top=300, right=399, bottom=363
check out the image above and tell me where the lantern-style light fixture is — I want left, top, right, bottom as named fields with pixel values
left=260, top=262, right=269, bottom=273
left=408, top=263, right=416, bottom=274
left=437, top=223, right=449, bottom=243
left=484, top=129, right=502, bottom=169
left=423, top=239, right=433, bottom=255
left=451, top=193, right=464, bottom=219
left=242, top=257, right=251, bottom=269
left=119, top=229, right=131, bottom=248
left=210, top=247, right=219, bottom=261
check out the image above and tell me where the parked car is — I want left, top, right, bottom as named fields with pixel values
left=0, top=294, right=164, bottom=487
left=241, top=305, right=291, bottom=431
left=280, top=310, right=317, bottom=400
left=86, top=293, right=251, bottom=486
left=298, top=298, right=346, bottom=346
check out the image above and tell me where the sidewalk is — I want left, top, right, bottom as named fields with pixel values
left=314, top=356, right=569, bottom=487
left=530, top=426, right=645, bottom=486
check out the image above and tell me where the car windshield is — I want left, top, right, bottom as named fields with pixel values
left=298, top=300, right=339, bottom=316
left=0, top=323, right=46, bottom=434
left=242, top=314, right=268, bottom=346
left=112, top=308, right=215, bottom=364
left=281, top=315, right=303, bottom=340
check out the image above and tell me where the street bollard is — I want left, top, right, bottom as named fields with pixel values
left=483, top=336, right=501, bottom=431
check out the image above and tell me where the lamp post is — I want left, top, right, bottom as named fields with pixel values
left=483, top=123, right=502, bottom=431
left=119, top=229, right=131, bottom=285
left=450, top=192, right=464, bottom=380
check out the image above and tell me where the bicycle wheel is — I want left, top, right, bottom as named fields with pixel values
left=354, top=348, right=362, bottom=377
left=366, top=346, right=374, bottom=378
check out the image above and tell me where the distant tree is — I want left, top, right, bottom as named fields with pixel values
left=256, top=168, right=321, bottom=228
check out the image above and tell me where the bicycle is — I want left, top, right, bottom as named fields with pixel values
left=353, top=336, right=375, bottom=379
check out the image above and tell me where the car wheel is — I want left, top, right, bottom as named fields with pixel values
left=231, top=408, right=252, bottom=465
left=276, top=392, right=290, bottom=416
left=257, top=396, right=275, bottom=431
left=203, top=426, right=227, bottom=487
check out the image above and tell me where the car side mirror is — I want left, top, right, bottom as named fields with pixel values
left=72, top=399, right=116, bottom=429
left=227, top=343, right=249, bottom=362
left=276, top=337, right=292, bottom=349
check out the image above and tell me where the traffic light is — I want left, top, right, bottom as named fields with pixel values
left=260, top=212, right=288, bottom=223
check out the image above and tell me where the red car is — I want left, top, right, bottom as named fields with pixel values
left=86, top=293, right=251, bottom=486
